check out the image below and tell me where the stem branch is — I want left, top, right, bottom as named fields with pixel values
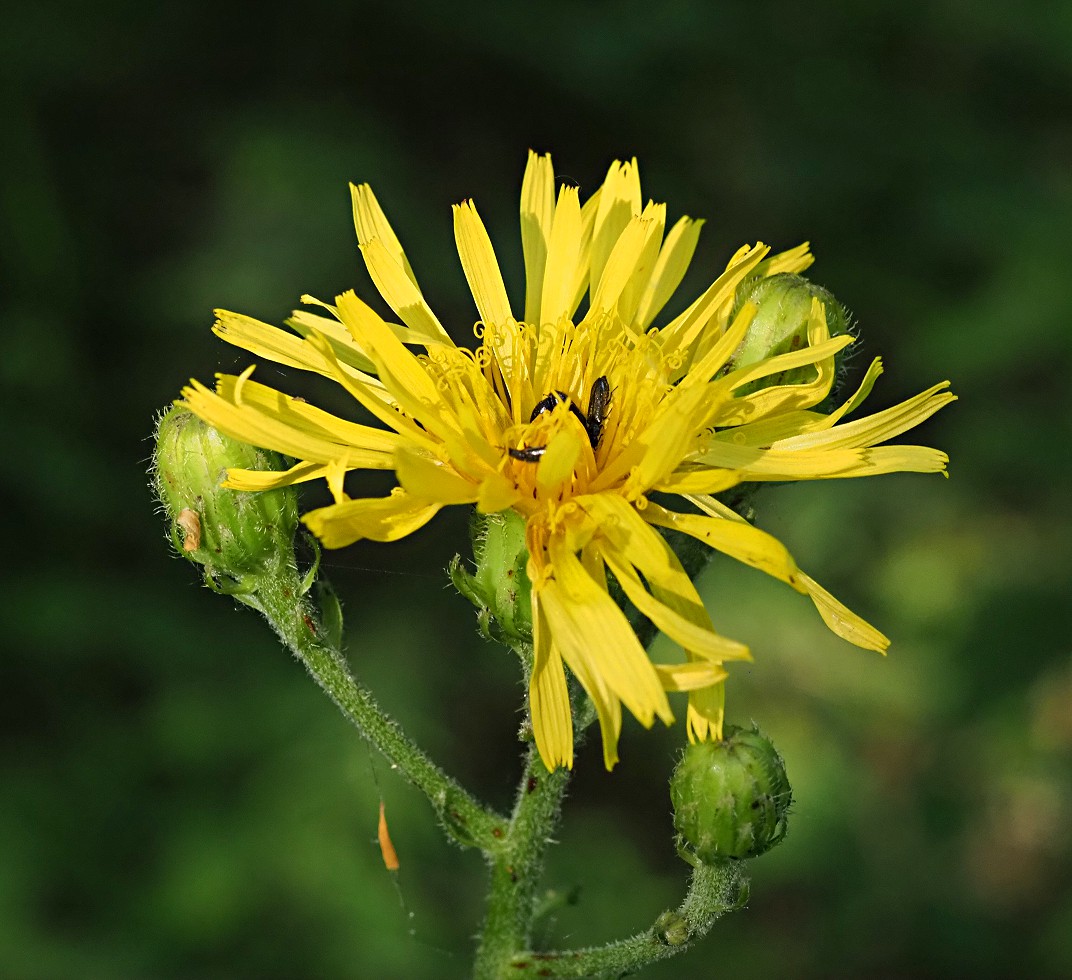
left=252, top=571, right=508, bottom=852
left=508, top=860, right=748, bottom=979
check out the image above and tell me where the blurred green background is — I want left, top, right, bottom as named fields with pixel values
left=3, top=1, right=1070, bottom=977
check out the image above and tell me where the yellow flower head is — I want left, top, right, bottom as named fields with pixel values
left=182, top=152, right=955, bottom=771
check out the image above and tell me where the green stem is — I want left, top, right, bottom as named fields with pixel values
left=473, top=741, right=571, bottom=980
left=252, top=567, right=508, bottom=852
left=507, top=860, right=748, bottom=979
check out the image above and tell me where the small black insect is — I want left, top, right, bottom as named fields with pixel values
left=585, top=375, right=611, bottom=449
left=508, top=445, right=548, bottom=462
left=508, top=376, right=611, bottom=462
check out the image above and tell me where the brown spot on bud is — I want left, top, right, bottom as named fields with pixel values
left=177, top=508, right=201, bottom=551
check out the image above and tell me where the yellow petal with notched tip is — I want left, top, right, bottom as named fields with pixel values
left=686, top=683, right=725, bottom=743
left=453, top=200, right=513, bottom=328
left=214, top=373, right=401, bottom=455
left=521, top=150, right=556, bottom=326
left=589, top=158, right=642, bottom=292
left=351, top=182, right=417, bottom=284
left=588, top=211, right=657, bottom=317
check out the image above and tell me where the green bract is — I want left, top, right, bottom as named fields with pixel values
left=152, top=405, right=299, bottom=588
left=671, top=725, right=792, bottom=861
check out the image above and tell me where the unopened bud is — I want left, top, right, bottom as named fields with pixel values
left=731, top=273, right=850, bottom=393
left=450, top=509, right=533, bottom=645
left=152, top=406, right=298, bottom=586
left=671, top=725, right=791, bottom=861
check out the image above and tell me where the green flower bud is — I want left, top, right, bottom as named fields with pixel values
left=449, top=509, right=533, bottom=645
left=730, top=273, right=851, bottom=394
left=152, top=406, right=299, bottom=588
left=671, top=725, right=791, bottom=862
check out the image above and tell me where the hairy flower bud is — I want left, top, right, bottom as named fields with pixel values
left=450, top=509, right=534, bottom=645
left=730, top=273, right=850, bottom=393
left=152, top=405, right=299, bottom=586
left=671, top=725, right=791, bottom=861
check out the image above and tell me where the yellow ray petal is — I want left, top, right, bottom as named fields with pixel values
left=212, top=310, right=344, bottom=378
left=477, top=471, right=522, bottom=514
left=334, top=291, right=460, bottom=440
left=718, top=332, right=855, bottom=400
left=686, top=493, right=890, bottom=654
left=582, top=493, right=750, bottom=659
left=541, top=535, right=672, bottom=728
left=653, top=467, right=742, bottom=496
left=182, top=377, right=394, bottom=470
left=589, top=158, right=642, bottom=293
left=351, top=182, right=417, bottom=285
left=796, top=571, right=890, bottom=653
left=693, top=442, right=865, bottom=479
left=601, top=546, right=750, bottom=662
left=214, top=373, right=402, bottom=456
left=714, top=357, right=885, bottom=447
left=773, top=382, right=956, bottom=451
left=303, top=490, right=441, bottom=548
left=643, top=500, right=805, bottom=592
left=633, top=215, right=704, bottom=330
left=530, top=593, right=574, bottom=771
left=655, top=661, right=729, bottom=691
left=536, top=426, right=583, bottom=492
left=521, top=150, right=555, bottom=326
left=754, top=241, right=814, bottom=278
left=673, top=300, right=759, bottom=394
left=537, top=577, right=622, bottom=769
left=569, top=186, right=602, bottom=315
left=588, top=209, right=661, bottom=318
left=453, top=200, right=513, bottom=328
left=659, top=244, right=769, bottom=367
left=540, top=185, right=582, bottom=326
left=224, top=459, right=330, bottom=491
left=395, top=446, right=479, bottom=504
left=358, top=237, right=450, bottom=341
left=283, top=310, right=378, bottom=373
left=687, top=683, right=725, bottom=743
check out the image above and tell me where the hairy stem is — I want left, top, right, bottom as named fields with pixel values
left=473, top=742, right=571, bottom=980
left=252, top=569, right=508, bottom=852
left=507, top=860, right=748, bottom=978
